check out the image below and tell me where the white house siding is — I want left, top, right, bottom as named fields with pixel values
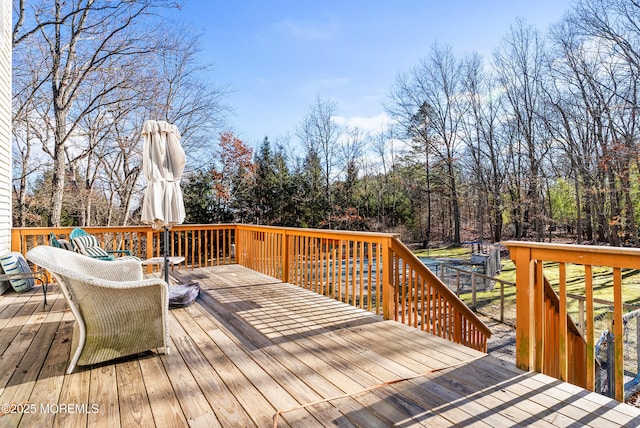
left=0, top=2, right=11, bottom=294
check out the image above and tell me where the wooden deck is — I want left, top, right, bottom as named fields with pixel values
left=1, top=265, right=640, bottom=427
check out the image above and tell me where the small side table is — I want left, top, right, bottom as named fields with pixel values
left=141, top=256, right=185, bottom=282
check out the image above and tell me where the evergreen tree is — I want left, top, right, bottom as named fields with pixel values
left=301, top=148, right=325, bottom=228
left=182, top=170, right=218, bottom=223
left=272, top=145, right=296, bottom=225
left=253, top=137, right=277, bottom=224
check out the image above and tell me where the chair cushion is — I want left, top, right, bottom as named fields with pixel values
left=81, top=246, right=111, bottom=258
left=71, top=234, right=100, bottom=250
left=0, top=252, right=35, bottom=292
left=71, top=235, right=110, bottom=258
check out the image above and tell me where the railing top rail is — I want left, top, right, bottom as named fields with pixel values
left=504, top=240, right=640, bottom=269
left=15, top=224, right=400, bottom=240
left=234, top=223, right=400, bottom=239
left=15, top=224, right=236, bottom=232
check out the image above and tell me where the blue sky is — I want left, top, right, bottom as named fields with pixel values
left=173, top=1, right=575, bottom=148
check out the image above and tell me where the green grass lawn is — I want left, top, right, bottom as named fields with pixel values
left=414, top=246, right=473, bottom=258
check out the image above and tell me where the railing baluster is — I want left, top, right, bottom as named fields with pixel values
left=322, top=238, right=327, bottom=296
left=333, top=239, right=338, bottom=299
left=585, top=264, right=595, bottom=391
left=367, top=243, right=373, bottom=312
left=559, top=262, right=568, bottom=381
left=358, top=241, right=363, bottom=308
left=351, top=241, right=357, bottom=306
left=613, top=267, right=624, bottom=401
left=315, top=237, right=321, bottom=295
left=215, top=228, right=220, bottom=266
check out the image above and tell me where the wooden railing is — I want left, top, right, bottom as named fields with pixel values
left=539, top=273, right=588, bottom=388
left=12, top=225, right=236, bottom=269
left=12, top=224, right=491, bottom=352
left=388, top=238, right=492, bottom=351
left=233, top=225, right=490, bottom=351
left=234, top=225, right=389, bottom=315
left=505, top=241, right=640, bottom=402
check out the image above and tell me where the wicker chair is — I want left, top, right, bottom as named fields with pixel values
left=26, top=246, right=169, bottom=374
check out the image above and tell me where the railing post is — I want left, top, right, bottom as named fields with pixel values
left=145, top=229, right=154, bottom=274
left=382, top=237, right=395, bottom=320
left=11, top=228, right=21, bottom=252
left=234, top=225, right=242, bottom=266
left=281, top=229, right=289, bottom=283
left=512, top=245, right=536, bottom=371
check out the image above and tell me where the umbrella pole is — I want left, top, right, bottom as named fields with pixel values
left=164, top=226, right=169, bottom=284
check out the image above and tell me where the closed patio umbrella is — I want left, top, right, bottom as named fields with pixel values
left=141, top=120, right=186, bottom=283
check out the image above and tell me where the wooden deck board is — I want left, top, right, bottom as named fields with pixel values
left=138, top=353, right=188, bottom=427
left=182, top=305, right=277, bottom=427
left=161, top=329, right=219, bottom=427
left=0, top=264, right=639, bottom=427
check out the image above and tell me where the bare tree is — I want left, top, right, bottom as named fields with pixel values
left=460, top=53, right=507, bottom=242
left=338, top=126, right=366, bottom=207
left=297, top=96, right=342, bottom=226
left=369, top=125, right=404, bottom=229
left=11, top=33, right=53, bottom=226
left=13, top=2, right=228, bottom=227
left=12, top=1, right=173, bottom=226
left=494, top=19, right=551, bottom=241
left=388, top=43, right=466, bottom=244
left=542, top=3, right=640, bottom=246
left=144, top=30, right=229, bottom=169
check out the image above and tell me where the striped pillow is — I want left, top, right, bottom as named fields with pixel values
left=71, top=235, right=110, bottom=258
left=82, top=246, right=110, bottom=258
left=0, top=252, right=35, bottom=292
left=57, top=239, right=74, bottom=251
left=71, top=235, right=99, bottom=251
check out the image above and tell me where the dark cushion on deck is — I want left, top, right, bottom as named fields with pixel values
left=169, top=282, right=200, bottom=309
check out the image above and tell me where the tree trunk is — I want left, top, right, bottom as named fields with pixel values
left=607, top=169, right=621, bottom=246
left=50, top=109, right=68, bottom=227
left=574, top=174, right=582, bottom=244
left=449, top=160, right=461, bottom=245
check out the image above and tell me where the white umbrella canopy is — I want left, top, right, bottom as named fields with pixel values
left=141, top=120, right=186, bottom=229
left=141, top=120, right=186, bottom=283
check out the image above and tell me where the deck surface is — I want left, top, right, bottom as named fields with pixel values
left=1, top=264, right=640, bottom=427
